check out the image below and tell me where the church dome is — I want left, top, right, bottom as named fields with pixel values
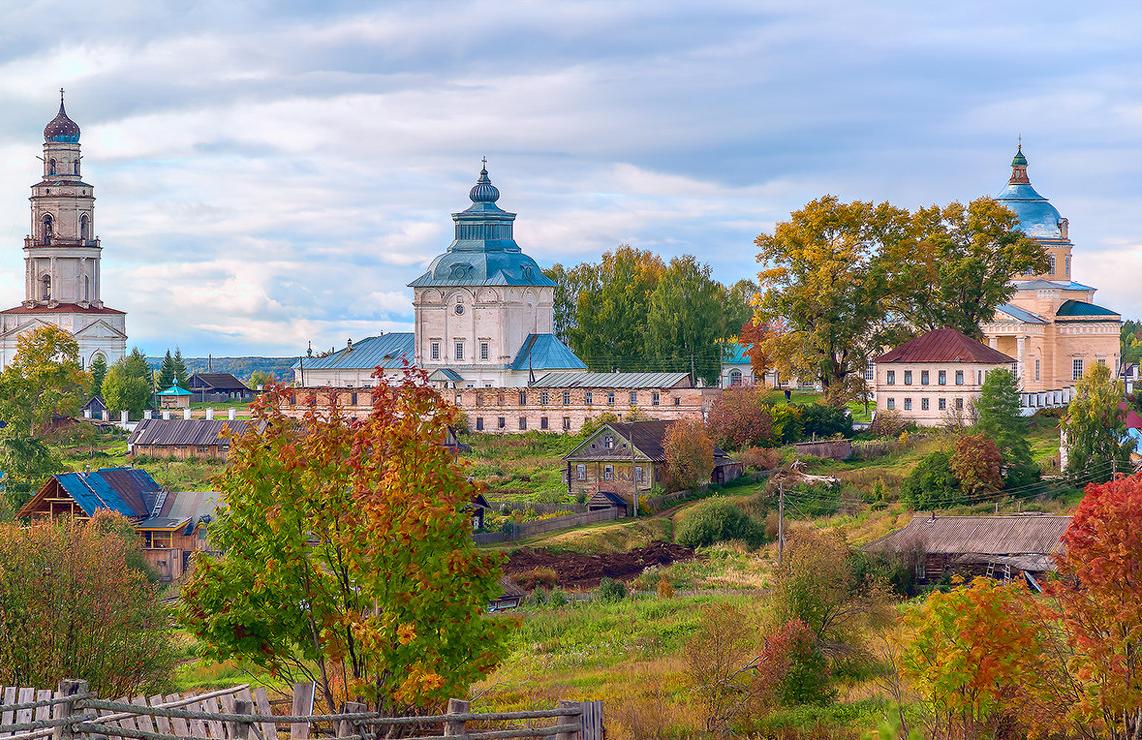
left=995, top=146, right=1064, bottom=240
left=469, top=163, right=500, bottom=204
left=44, top=95, right=80, bottom=143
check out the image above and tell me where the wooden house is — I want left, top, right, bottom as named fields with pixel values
left=155, top=385, right=192, bottom=409
left=563, top=420, right=742, bottom=505
left=188, top=372, right=255, bottom=403
left=128, top=418, right=254, bottom=460
left=15, top=467, right=220, bottom=582
left=863, top=514, right=1071, bottom=591
left=81, top=395, right=107, bottom=419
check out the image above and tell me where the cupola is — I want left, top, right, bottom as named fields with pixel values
left=469, top=159, right=500, bottom=204
left=43, top=89, right=80, bottom=144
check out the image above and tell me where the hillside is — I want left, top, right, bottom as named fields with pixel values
left=145, top=356, right=296, bottom=382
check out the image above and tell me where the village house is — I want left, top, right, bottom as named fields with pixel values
left=874, top=327, right=1017, bottom=426
left=187, top=372, right=255, bottom=402
left=127, top=418, right=255, bottom=460
left=15, top=467, right=219, bottom=582
left=562, top=420, right=742, bottom=509
left=864, top=513, right=1071, bottom=591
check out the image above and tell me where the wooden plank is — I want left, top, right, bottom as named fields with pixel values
left=132, top=697, right=157, bottom=737
left=163, top=694, right=192, bottom=739
left=251, top=688, right=276, bottom=740
left=218, top=693, right=236, bottom=740
left=201, top=695, right=227, bottom=739
left=33, top=691, right=54, bottom=733
left=288, top=684, right=314, bottom=740
left=581, top=700, right=604, bottom=740
left=2, top=687, right=19, bottom=739
left=148, top=696, right=172, bottom=736
left=181, top=694, right=209, bottom=740
left=113, top=697, right=137, bottom=733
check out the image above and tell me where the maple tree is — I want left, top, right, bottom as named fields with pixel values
left=181, top=370, right=505, bottom=713
left=705, top=386, right=773, bottom=450
left=950, top=433, right=1003, bottom=496
left=663, top=418, right=715, bottom=491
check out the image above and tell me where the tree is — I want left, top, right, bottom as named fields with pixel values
left=157, top=350, right=176, bottom=389
left=567, top=246, right=664, bottom=371
left=881, top=199, right=1048, bottom=338
left=902, top=576, right=1047, bottom=738
left=172, top=347, right=189, bottom=387
left=799, top=403, right=852, bottom=439
left=0, top=512, right=175, bottom=695
left=705, top=386, right=773, bottom=450
left=0, top=326, right=89, bottom=434
left=1046, top=473, right=1142, bottom=738
left=0, top=435, right=61, bottom=513
left=1062, top=363, right=1135, bottom=482
left=675, top=499, right=766, bottom=549
left=737, top=319, right=776, bottom=386
left=900, top=451, right=960, bottom=510
left=645, top=256, right=727, bottom=384
left=90, top=353, right=108, bottom=397
left=102, top=358, right=153, bottom=417
left=544, top=262, right=596, bottom=346
left=722, top=279, right=759, bottom=339
left=975, top=368, right=1039, bottom=487
left=663, top=418, right=715, bottom=491
left=950, top=434, right=1003, bottom=496
left=181, top=371, right=505, bottom=714
left=247, top=369, right=275, bottom=389
left=754, top=196, right=904, bottom=400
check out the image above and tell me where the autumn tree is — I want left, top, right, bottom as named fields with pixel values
left=705, top=386, right=773, bottom=450
left=975, top=368, right=1038, bottom=487
left=645, top=255, right=727, bottom=384
left=0, top=512, right=175, bottom=695
left=181, top=371, right=505, bottom=713
left=754, top=196, right=904, bottom=401
left=663, top=418, right=715, bottom=491
left=1046, top=473, right=1142, bottom=738
left=881, top=199, right=1048, bottom=338
left=950, top=434, right=1003, bottom=496
left=247, top=369, right=275, bottom=389
left=737, top=319, right=776, bottom=386
left=1062, top=363, right=1135, bottom=482
left=0, top=325, right=89, bottom=434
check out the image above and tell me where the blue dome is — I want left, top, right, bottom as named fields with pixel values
left=995, top=182, right=1063, bottom=239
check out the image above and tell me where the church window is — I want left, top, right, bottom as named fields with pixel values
left=39, top=274, right=51, bottom=301
left=729, top=369, right=742, bottom=386
left=1072, top=358, right=1084, bottom=381
left=1065, top=255, right=1071, bottom=275
left=886, top=370, right=895, bottom=385
left=1047, top=255, right=1056, bottom=274
left=454, top=341, right=464, bottom=361
left=1035, top=359, right=1040, bottom=381
left=430, top=342, right=440, bottom=360
left=453, top=304, right=464, bottom=315
left=479, top=341, right=489, bottom=361
left=80, top=214, right=90, bottom=241
left=74, top=161, right=80, bottom=175
left=518, top=390, right=527, bottom=405
left=82, top=275, right=90, bottom=302
left=921, top=370, right=929, bottom=385
left=955, top=370, right=964, bottom=385
left=48, top=159, right=56, bottom=175
left=41, top=214, right=53, bottom=242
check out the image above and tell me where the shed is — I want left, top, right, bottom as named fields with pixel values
left=128, top=418, right=254, bottom=460
left=82, top=395, right=107, bottom=418
left=490, top=576, right=526, bottom=612
left=587, top=491, right=629, bottom=516
left=155, top=385, right=192, bottom=409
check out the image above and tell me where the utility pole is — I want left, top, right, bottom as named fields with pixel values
left=777, top=479, right=785, bottom=567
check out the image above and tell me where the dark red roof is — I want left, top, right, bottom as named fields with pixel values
left=876, top=328, right=1015, bottom=364
left=1, top=303, right=125, bottom=315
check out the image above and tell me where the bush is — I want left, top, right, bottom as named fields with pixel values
left=799, top=403, right=852, bottom=439
left=675, top=499, right=767, bottom=549
left=656, top=574, right=674, bottom=598
left=597, top=577, right=627, bottom=602
left=768, top=404, right=805, bottom=444
left=514, top=566, right=558, bottom=590
left=901, top=451, right=960, bottom=509
left=869, top=409, right=910, bottom=438
left=547, top=587, right=568, bottom=607
left=739, top=446, right=783, bottom=471
left=706, top=387, right=774, bottom=450
left=778, top=479, right=842, bottom=518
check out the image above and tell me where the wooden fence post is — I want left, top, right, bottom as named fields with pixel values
left=51, top=680, right=86, bottom=740
left=580, top=700, right=603, bottom=740
left=290, top=683, right=315, bottom=740
left=442, top=699, right=468, bottom=737
left=228, top=700, right=253, bottom=740
left=554, top=700, right=579, bottom=740
left=337, top=701, right=365, bottom=739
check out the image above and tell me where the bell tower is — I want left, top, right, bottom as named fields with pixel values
left=24, top=89, right=101, bottom=307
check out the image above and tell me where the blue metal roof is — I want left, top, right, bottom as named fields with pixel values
left=429, top=368, right=465, bottom=382
left=54, top=468, right=161, bottom=517
left=1012, top=279, right=1096, bottom=292
left=408, top=166, right=555, bottom=289
left=511, top=334, right=586, bottom=371
left=156, top=385, right=192, bottom=396
left=721, top=342, right=751, bottom=365
left=996, top=303, right=1047, bottom=325
left=995, top=149, right=1064, bottom=240
left=295, top=333, right=414, bottom=370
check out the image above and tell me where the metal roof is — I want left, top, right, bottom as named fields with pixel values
left=428, top=368, right=464, bottom=382
left=530, top=371, right=692, bottom=389
left=995, top=303, right=1047, bottom=325
left=189, top=373, right=250, bottom=391
left=1012, top=279, right=1096, bottom=292
left=129, top=418, right=253, bottom=447
left=721, top=342, right=751, bottom=365
left=865, top=515, right=1071, bottom=558
left=156, top=385, right=192, bottom=396
left=875, top=328, right=1015, bottom=364
left=510, top=334, right=586, bottom=371
left=53, top=467, right=162, bottom=518
left=1055, top=299, right=1119, bottom=318
left=296, top=332, right=415, bottom=370
left=995, top=149, right=1065, bottom=239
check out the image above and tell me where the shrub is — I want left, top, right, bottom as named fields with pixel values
left=523, top=588, right=548, bottom=607
left=851, top=438, right=902, bottom=460
left=782, top=480, right=842, bottom=518
left=706, top=387, right=773, bottom=450
left=514, top=566, right=558, bottom=590
left=900, top=451, right=960, bottom=509
left=547, top=587, right=568, bottom=607
left=656, top=574, right=674, bottom=598
left=950, top=434, right=1003, bottom=496
left=597, top=577, right=627, bottom=602
left=739, top=446, right=783, bottom=471
left=675, top=499, right=767, bottom=549
left=768, top=404, right=805, bottom=444
left=869, top=409, right=910, bottom=438
left=799, top=403, right=852, bottom=439
left=664, top=418, right=715, bottom=491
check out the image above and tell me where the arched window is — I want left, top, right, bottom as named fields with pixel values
left=40, top=274, right=51, bottom=301
left=41, top=214, right=53, bottom=242
left=729, top=369, right=743, bottom=387
left=82, top=275, right=91, bottom=302
left=80, top=214, right=90, bottom=241
left=48, top=159, right=56, bottom=175
left=74, top=160, right=80, bottom=175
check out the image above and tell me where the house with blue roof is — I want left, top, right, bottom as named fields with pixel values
left=294, top=164, right=586, bottom=389
left=981, top=146, right=1122, bottom=396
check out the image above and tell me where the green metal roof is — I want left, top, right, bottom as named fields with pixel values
left=1055, top=300, right=1119, bottom=318
left=721, top=342, right=751, bottom=365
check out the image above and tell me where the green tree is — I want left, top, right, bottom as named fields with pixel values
left=90, top=353, right=108, bottom=397
left=900, top=451, right=960, bottom=509
left=975, top=368, right=1038, bottom=487
left=754, top=196, right=904, bottom=401
left=1062, top=363, right=1135, bottom=482
left=247, top=370, right=275, bottom=389
left=0, top=434, right=61, bottom=513
left=157, top=350, right=176, bottom=389
left=723, top=279, right=759, bottom=338
left=0, top=326, right=89, bottom=434
left=882, top=199, right=1048, bottom=338
left=172, top=347, right=189, bottom=387
left=645, top=256, right=726, bottom=384
left=567, top=246, right=664, bottom=371
left=181, top=373, right=505, bottom=714
left=102, top=358, right=153, bottom=417
left=544, top=262, right=596, bottom=346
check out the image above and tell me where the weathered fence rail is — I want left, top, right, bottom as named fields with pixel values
left=0, top=682, right=603, bottom=740
left=474, top=508, right=618, bottom=545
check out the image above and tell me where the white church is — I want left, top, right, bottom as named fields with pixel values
left=295, top=163, right=585, bottom=388
left=0, top=93, right=127, bottom=370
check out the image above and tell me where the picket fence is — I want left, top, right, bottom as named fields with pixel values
left=0, top=681, right=603, bottom=740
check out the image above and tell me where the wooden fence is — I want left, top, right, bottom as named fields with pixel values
left=474, top=508, right=618, bottom=545
left=0, top=681, right=603, bottom=740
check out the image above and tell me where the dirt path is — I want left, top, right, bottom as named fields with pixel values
left=504, top=541, right=695, bottom=589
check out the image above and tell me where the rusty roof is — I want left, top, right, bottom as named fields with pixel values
left=129, top=418, right=254, bottom=447
left=875, top=327, right=1015, bottom=364
left=865, top=514, right=1071, bottom=557
left=0, top=302, right=126, bottom=315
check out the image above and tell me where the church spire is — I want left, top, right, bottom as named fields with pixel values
left=1009, top=141, right=1029, bottom=184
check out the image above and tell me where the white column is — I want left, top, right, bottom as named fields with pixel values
left=144, top=409, right=153, bottom=419
left=1015, top=336, right=1026, bottom=387
left=988, top=336, right=998, bottom=350
left=183, top=407, right=192, bottom=420
left=120, top=410, right=129, bottom=425
left=228, top=408, right=236, bottom=420
left=162, top=410, right=171, bottom=420
left=205, top=407, right=214, bottom=420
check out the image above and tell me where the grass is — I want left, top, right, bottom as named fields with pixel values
left=49, top=426, right=224, bottom=491
left=463, top=431, right=583, bottom=503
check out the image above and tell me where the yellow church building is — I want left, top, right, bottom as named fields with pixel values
left=981, top=146, right=1121, bottom=402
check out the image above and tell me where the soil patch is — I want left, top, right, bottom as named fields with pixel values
left=505, top=541, right=695, bottom=589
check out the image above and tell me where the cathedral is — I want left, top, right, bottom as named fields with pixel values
left=981, top=146, right=1121, bottom=392
left=0, top=93, right=127, bottom=370
left=296, top=163, right=585, bottom=387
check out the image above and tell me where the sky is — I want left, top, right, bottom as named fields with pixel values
left=0, top=1, right=1140, bottom=357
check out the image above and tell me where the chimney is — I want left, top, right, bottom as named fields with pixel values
left=346, top=338, right=353, bottom=352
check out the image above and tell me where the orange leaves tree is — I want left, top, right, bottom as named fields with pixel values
left=949, top=433, right=1003, bottom=496
left=1048, top=473, right=1142, bottom=738
left=181, top=371, right=504, bottom=713
left=0, top=512, right=175, bottom=695
left=705, top=386, right=773, bottom=451
left=664, top=418, right=715, bottom=491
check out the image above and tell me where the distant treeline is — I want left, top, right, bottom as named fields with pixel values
left=145, top=356, right=296, bottom=383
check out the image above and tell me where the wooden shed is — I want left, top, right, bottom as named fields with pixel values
left=128, top=418, right=254, bottom=460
